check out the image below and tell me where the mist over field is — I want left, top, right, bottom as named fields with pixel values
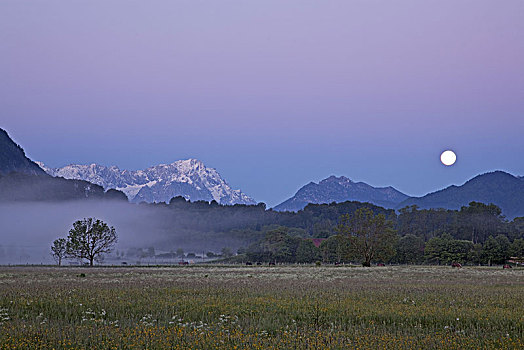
left=0, top=201, right=244, bottom=264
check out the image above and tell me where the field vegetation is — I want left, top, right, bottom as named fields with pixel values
left=0, top=265, right=522, bottom=349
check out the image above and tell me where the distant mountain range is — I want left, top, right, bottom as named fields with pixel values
left=38, top=160, right=256, bottom=205
left=1, top=127, right=523, bottom=218
left=274, top=172, right=524, bottom=219
left=0, top=128, right=126, bottom=202
left=398, top=171, right=524, bottom=219
left=274, top=176, right=409, bottom=212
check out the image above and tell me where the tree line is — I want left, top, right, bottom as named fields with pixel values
left=50, top=198, right=523, bottom=266
left=144, top=197, right=522, bottom=244
left=240, top=207, right=524, bottom=266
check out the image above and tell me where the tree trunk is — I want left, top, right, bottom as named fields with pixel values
left=89, top=257, right=94, bottom=266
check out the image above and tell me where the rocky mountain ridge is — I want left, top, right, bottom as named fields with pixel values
left=38, top=159, right=256, bottom=205
left=274, top=175, right=409, bottom=212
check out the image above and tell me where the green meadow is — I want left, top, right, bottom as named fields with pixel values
left=0, top=265, right=522, bottom=349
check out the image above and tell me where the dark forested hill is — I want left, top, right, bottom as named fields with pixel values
left=398, top=171, right=524, bottom=219
left=0, top=172, right=127, bottom=202
left=274, top=175, right=409, bottom=212
left=0, top=128, right=127, bottom=202
left=129, top=197, right=397, bottom=248
left=0, top=128, right=46, bottom=175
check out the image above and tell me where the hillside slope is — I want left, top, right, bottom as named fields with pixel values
left=398, top=171, right=524, bottom=219
left=0, top=128, right=126, bottom=202
left=0, top=129, right=46, bottom=176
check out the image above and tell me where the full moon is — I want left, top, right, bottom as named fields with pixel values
left=440, top=150, right=457, bottom=166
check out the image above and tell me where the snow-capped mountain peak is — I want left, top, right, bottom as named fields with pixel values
left=38, top=159, right=256, bottom=205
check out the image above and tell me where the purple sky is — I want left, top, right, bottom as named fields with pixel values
left=1, top=0, right=523, bottom=206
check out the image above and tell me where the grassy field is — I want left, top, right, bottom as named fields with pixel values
left=0, top=265, right=522, bottom=349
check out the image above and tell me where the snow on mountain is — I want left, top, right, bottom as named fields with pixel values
left=38, top=159, right=256, bottom=205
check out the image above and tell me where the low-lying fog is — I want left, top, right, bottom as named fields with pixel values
left=0, top=201, right=243, bottom=265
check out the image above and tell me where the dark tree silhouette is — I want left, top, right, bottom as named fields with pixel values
left=50, top=238, right=67, bottom=266
left=66, top=218, right=117, bottom=266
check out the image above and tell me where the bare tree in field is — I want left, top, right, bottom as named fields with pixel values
left=66, top=218, right=117, bottom=266
left=51, top=238, right=67, bottom=266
